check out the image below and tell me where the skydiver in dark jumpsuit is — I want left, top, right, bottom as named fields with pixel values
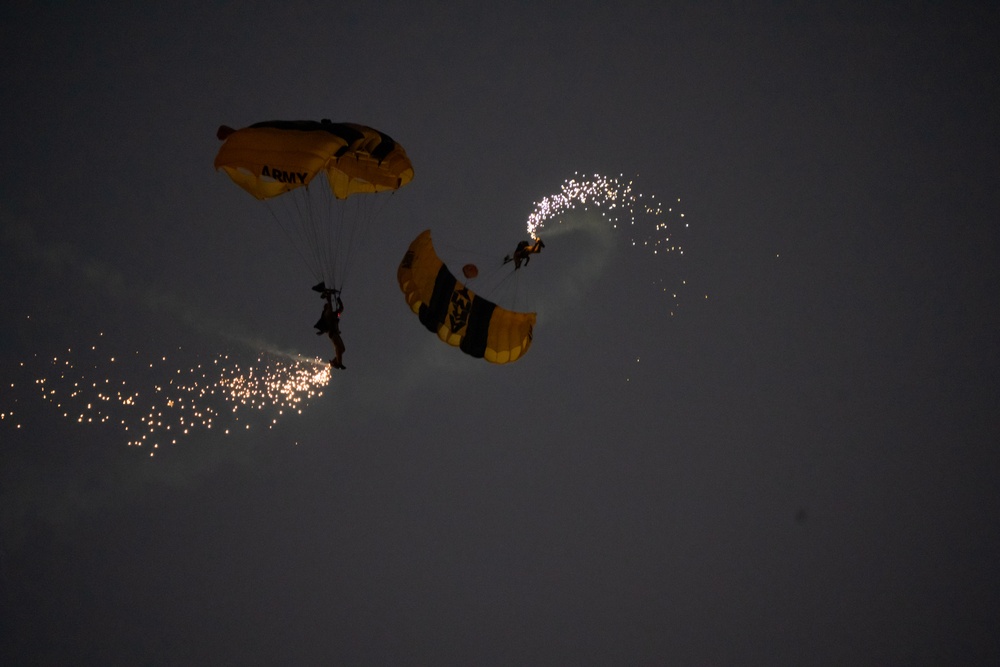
left=503, top=238, right=545, bottom=269
left=313, top=282, right=346, bottom=369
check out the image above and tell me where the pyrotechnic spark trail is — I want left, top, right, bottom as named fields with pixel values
left=1, top=333, right=330, bottom=456
left=525, top=173, right=695, bottom=312
left=525, top=172, right=687, bottom=255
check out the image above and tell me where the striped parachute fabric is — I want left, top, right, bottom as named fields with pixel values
left=398, top=230, right=535, bottom=364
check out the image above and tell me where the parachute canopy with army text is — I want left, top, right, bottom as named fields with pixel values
left=214, top=119, right=414, bottom=290
left=215, top=120, right=413, bottom=199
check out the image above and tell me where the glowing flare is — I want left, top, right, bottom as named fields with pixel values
left=2, top=338, right=331, bottom=452
left=525, top=173, right=695, bottom=310
left=525, top=172, right=684, bottom=258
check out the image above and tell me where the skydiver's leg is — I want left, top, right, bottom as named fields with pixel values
left=330, top=333, right=346, bottom=369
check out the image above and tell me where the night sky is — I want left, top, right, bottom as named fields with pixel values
left=2, top=2, right=998, bottom=664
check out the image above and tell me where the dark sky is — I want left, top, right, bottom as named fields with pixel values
left=2, top=2, right=998, bottom=664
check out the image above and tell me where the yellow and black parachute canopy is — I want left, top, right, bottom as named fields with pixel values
left=214, top=119, right=414, bottom=200
left=398, top=230, right=535, bottom=364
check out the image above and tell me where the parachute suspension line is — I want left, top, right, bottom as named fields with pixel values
left=512, top=269, right=526, bottom=312
left=313, top=175, right=339, bottom=291
left=480, top=264, right=518, bottom=301
left=474, top=258, right=508, bottom=292
left=485, top=254, right=509, bottom=276
left=266, top=175, right=344, bottom=292
left=337, top=190, right=393, bottom=295
left=294, top=186, right=327, bottom=284
left=511, top=268, right=525, bottom=311
left=315, top=182, right=364, bottom=296
left=329, top=191, right=349, bottom=292
left=479, top=262, right=533, bottom=313
left=263, top=195, right=324, bottom=285
left=294, top=184, right=327, bottom=284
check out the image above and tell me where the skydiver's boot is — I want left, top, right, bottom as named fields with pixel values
left=312, top=281, right=327, bottom=294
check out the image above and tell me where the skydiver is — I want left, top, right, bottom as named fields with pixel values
left=503, top=238, right=545, bottom=269
left=313, top=283, right=346, bottom=369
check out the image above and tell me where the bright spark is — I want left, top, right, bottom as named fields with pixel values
left=525, top=173, right=685, bottom=260
left=525, top=172, right=696, bottom=309
left=1, top=338, right=331, bottom=453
